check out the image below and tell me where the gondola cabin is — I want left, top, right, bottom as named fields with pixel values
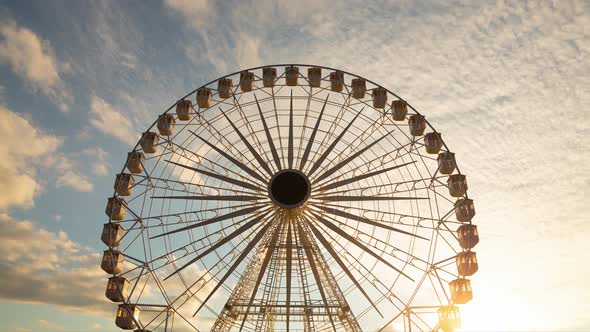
left=449, top=278, right=473, bottom=304
left=196, top=88, right=212, bottom=108
left=372, top=87, right=387, bottom=108
left=392, top=100, right=407, bottom=121
left=448, top=174, right=468, bottom=197
left=456, top=251, right=478, bottom=276
left=101, top=249, right=124, bottom=274
left=262, top=67, right=277, bottom=87
left=157, top=114, right=175, bottom=136
left=106, top=197, right=126, bottom=220
left=308, top=67, right=322, bottom=87
left=240, top=71, right=254, bottom=92
left=285, top=66, right=299, bottom=86
left=140, top=131, right=159, bottom=154
left=217, top=78, right=233, bottom=99
left=351, top=78, right=366, bottom=99
left=424, top=132, right=443, bottom=154
left=106, top=276, right=129, bottom=302
left=116, top=304, right=141, bottom=330
left=114, top=173, right=134, bottom=196
left=457, top=224, right=479, bottom=249
left=101, top=222, right=124, bottom=247
left=330, top=71, right=344, bottom=92
left=437, top=152, right=456, bottom=175
left=175, top=100, right=192, bottom=121
left=408, top=114, right=426, bottom=136
left=438, top=305, right=461, bottom=332
left=127, top=151, right=145, bottom=174
left=455, top=198, right=475, bottom=222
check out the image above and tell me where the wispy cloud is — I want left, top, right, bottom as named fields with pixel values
left=164, top=0, right=211, bottom=31
left=164, top=0, right=266, bottom=74
left=89, top=95, right=136, bottom=146
left=0, top=20, right=72, bottom=112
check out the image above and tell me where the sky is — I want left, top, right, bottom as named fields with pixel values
left=0, top=0, right=588, bottom=331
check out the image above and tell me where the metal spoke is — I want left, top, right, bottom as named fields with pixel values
left=311, top=209, right=431, bottom=271
left=313, top=129, right=395, bottom=184
left=164, top=160, right=264, bottom=192
left=152, top=194, right=267, bottom=201
left=150, top=205, right=268, bottom=239
left=305, top=217, right=384, bottom=318
left=313, top=195, right=428, bottom=202
left=288, top=91, right=294, bottom=169
left=296, top=219, right=337, bottom=331
left=219, top=107, right=274, bottom=177
left=307, top=108, right=364, bottom=177
left=316, top=161, right=417, bottom=192
left=308, top=211, right=414, bottom=282
left=238, top=219, right=283, bottom=331
left=318, top=202, right=450, bottom=230
left=285, top=220, right=293, bottom=332
left=190, top=130, right=268, bottom=184
left=254, top=94, right=282, bottom=171
left=164, top=210, right=274, bottom=281
left=192, top=216, right=277, bottom=316
left=310, top=204, right=429, bottom=241
left=299, top=95, right=329, bottom=171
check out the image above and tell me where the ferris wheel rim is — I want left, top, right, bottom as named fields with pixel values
left=101, top=63, right=478, bottom=332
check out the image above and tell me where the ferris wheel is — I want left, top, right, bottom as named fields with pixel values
left=100, top=64, right=479, bottom=332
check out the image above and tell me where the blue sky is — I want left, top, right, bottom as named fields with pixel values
left=0, top=0, right=588, bottom=331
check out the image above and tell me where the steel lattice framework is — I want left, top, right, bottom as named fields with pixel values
left=100, top=64, right=479, bottom=332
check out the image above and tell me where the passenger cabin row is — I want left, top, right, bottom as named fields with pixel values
left=100, top=243, right=140, bottom=330
left=191, top=67, right=408, bottom=113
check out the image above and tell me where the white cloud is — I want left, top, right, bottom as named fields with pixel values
left=56, top=170, right=94, bottom=192
left=0, top=212, right=216, bottom=331
left=0, top=104, right=61, bottom=210
left=0, top=103, right=108, bottom=210
left=90, top=323, right=103, bottom=330
left=0, top=214, right=111, bottom=316
left=93, top=163, right=109, bottom=176
left=81, top=147, right=110, bottom=176
left=0, top=20, right=72, bottom=112
left=0, top=170, right=39, bottom=211
left=89, top=95, right=136, bottom=145
left=36, top=319, right=64, bottom=331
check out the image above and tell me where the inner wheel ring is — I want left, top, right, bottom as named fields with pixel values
left=268, top=169, right=311, bottom=208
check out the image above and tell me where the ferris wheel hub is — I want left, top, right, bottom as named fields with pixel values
left=268, top=169, right=311, bottom=209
